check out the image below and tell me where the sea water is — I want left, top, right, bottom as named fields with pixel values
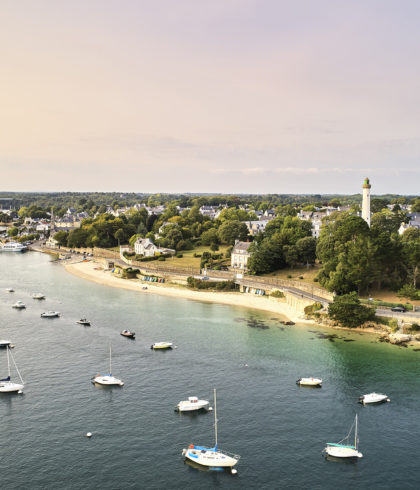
left=0, top=252, right=419, bottom=489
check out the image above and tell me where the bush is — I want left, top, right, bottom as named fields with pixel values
left=299, top=276, right=304, bottom=279
left=270, top=290, right=285, bottom=298
left=389, top=318, right=399, bottom=332
left=397, top=284, right=420, bottom=300
left=328, top=292, right=376, bottom=328
left=287, top=275, right=292, bottom=279
left=313, top=277, right=319, bottom=282
left=409, top=323, right=420, bottom=331
left=176, top=254, right=183, bottom=258
left=304, top=302, right=323, bottom=315
left=187, top=277, right=237, bottom=291
left=158, top=256, right=166, bottom=261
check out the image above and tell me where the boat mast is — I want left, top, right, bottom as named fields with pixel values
left=109, top=343, right=112, bottom=375
left=7, top=346, right=10, bottom=378
left=214, top=388, right=218, bottom=450
left=9, top=348, right=24, bottom=384
left=355, top=414, right=358, bottom=449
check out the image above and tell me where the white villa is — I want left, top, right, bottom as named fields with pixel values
left=231, top=240, right=252, bottom=270
left=134, top=238, right=175, bottom=257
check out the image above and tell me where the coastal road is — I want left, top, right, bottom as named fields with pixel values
left=375, top=308, right=420, bottom=320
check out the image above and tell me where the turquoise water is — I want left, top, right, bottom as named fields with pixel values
left=1, top=252, right=420, bottom=489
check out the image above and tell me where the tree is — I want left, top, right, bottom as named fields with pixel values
left=217, top=220, right=248, bottom=245
left=401, top=228, right=420, bottom=288
left=411, top=198, right=420, bottom=212
left=295, top=236, right=317, bottom=265
left=370, top=198, right=389, bottom=214
left=53, top=231, right=69, bottom=246
left=201, top=228, right=219, bottom=245
left=328, top=293, right=376, bottom=328
left=8, top=227, right=19, bottom=237
left=114, top=228, right=125, bottom=246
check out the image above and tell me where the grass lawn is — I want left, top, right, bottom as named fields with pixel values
left=155, top=244, right=231, bottom=270
left=261, top=264, right=322, bottom=285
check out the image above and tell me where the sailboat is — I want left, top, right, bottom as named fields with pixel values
left=92, top=343, right=124, bottom=386
left=0, top=346, right=24, bottom=393
left=182, top=389, right=240, bottom=473
left=324, top=414, right=363, bottom=458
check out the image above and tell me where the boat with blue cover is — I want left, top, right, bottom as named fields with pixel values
left=182, top=389, right=239, bottom=472
left=324, top=414, right=363, bottom=459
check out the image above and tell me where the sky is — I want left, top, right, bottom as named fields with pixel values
left=0, top=0, right=419, bottom=194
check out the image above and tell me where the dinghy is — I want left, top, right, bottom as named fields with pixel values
left=296, top=377, right=322, bottom=387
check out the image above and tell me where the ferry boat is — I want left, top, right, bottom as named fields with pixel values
left=0, top=242, right=27, bottom=252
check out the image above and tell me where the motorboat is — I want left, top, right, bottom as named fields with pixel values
left=92, top=343, right=124, bottom=387
left=359, top=392, right=390, bottom=405
left=12, top=301, right=26, bottom=309
left=120, top=330, right=135, bottom=339
left=176, top=396, right=210, bottom=412
left=0, top=242, right=27, bottom=252
left=296, top=377, right=322, bottom=387
left=151, top=342, right=173, bottom=350
left=0, top=346, right=24, bottom=393
left=40, top=311, right=60, bottom=318
left=6, top=288, right=14, bottom=292
left=182, top=389, right=240, bottom=473
left=77, top=318, right=91, bottom=326
left=32, top=293, right=45, bottom=300
left=324, top=415, right=363, bottom=459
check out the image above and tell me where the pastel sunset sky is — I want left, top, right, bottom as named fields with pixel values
left=1, top=0, right=419, bottom=194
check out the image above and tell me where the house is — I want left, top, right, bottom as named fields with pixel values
left=46, top=234, right=59, bottom=248
left=231, top=240, right=252, bottom=270
left=134, top=238, right=175, bottom=257
left=399, top=213, right=420, bottom=235
left=244, top=220, right=268, bottom=236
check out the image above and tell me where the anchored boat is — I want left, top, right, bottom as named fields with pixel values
left=176, top=396, right=210, bottom=412
left=359, top=392, right=390, bottom=405
left=41, top=311, right=60, bottom=318
left=0, top=346, right=24, bottom=393
left=32, top=293, right=45, bottom=300
left=120, top=330, right=135, bottom=339
left=182, top=389, right=240, bottom=473
left=92, top=343, right=124, bottom=386
left=151, top=342, right=173, bottom=350
left=296, top=377, right=322, bottom=387
left=12, top=301, right=26, bottom=309
left=324, top=415, right=363, bottom=459
left=76, top=318, right=91, bottom=326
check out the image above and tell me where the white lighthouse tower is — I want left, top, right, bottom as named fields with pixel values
left=362, top=177, right=371, bottom=227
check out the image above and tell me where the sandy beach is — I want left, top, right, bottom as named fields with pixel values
left=63, top=259, right=311, bottom=323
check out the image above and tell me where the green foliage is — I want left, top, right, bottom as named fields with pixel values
left=7, top=227, right=19, bottom=237
left=53, top=231, right=69, bottom=246
left=187, top=277, right=238, bottom=291
left=270, top=290, right=285, bottom=298
left=328, top=292, right=376, bottom=328
left=409, top=323, right=420, bottom=332
left=304, top=302, right=323, bottom=315
left=397, top=284, right=420, bottom=300
left=217, top=220, right=248, bottom=245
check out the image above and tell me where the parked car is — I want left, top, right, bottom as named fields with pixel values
left=391, top=306, right=406, bottom=313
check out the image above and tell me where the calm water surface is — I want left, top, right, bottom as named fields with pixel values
left=1, top=252, right=419, bottom=489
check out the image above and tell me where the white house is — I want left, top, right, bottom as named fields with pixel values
left=399, top=213, right=420, bottom=235
left=231, top=240, right=252, bottom=270
left=134, top=238, right=175, bottom=257
left=244, top=220, right=268, bottom=236
left=46, top=234, right=59, bottom=248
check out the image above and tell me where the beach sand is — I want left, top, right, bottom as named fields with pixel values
left=63, top=259, right=310, bottom=323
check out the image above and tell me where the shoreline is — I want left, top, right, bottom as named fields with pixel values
left=62, top=259, right=313, bottom=324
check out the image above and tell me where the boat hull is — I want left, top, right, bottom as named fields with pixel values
left=0, top=382, right=24, bottom=393
left=297, top=377, right=322, bottom=386
left=92, top=375, right=124, bottom=386
left=325, top=446, right=363, bottom=458
left=176, top=400, right=209, bottom=412
left=359, top=393, right=389, bottom=405
left=151, top=342, right=172, bottom=350
left=183, top=447, right=238, bottom=468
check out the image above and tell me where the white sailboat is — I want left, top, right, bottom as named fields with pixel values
left=182, top=389, right=240, bottom=473
left=324, top=415, right=363, bottom=459
left=0, top=346, right=24, bottom=393
left=92, top=343, right=124, bottom=386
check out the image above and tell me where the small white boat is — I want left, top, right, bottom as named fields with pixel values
left=324, top=415, right=363, bottom=459
left=12, top=301, right=26, bottom=309
left=151, top=342, right=173, bottom=350
left=296, top=377, right=322, bottom=387
left=120, top=330, right=135, bottom=339
left=6, top=288, right=14, bottom=292
left=0, top=346, right=24, bottom=393
left=359, top=392, right=390, bottom=405
left=176, top=396, right=210, bottom=412
left=32, top=293, right=45, bottom=300
left=77, top=318, right=91, bottom=326
left=182, top=389, right=240, bottom=472
left=92, top=343, right=124, bottom=387
left=40, top=311, right=60, bottom=318
left=0, top=340, right=13, bottom=349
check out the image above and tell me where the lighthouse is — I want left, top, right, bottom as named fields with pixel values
left=362, top=177, right=371, bottom=227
